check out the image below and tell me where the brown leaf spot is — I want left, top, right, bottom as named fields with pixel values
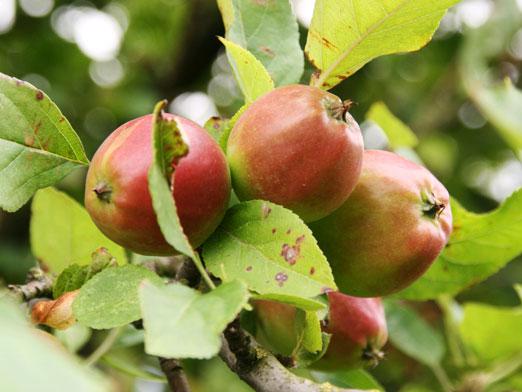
left=310, top=267, right=315, bottom=275
left=259, top=46, right=275, bottom=58
left=296, top=235, right=305, bottom=245
left=275, top=272, right=288, bottom=287
left=33, top=121, right=41, bottom=134
left=24, top=134, right=35, bottom=146
left=286, top=229, right=291, bottom=235
left=271, top=228, right=277, bottom=234
left=281, top=235, right=305, bottom=266
left=321, top=37, right=338, bottom=50
left=246, top=266, right=253, bottom=272
left=261, top=203, right=272, bottom=218
left=59, top=116, right=65, bottom=123
left=35, top=90, right=44, bottom=100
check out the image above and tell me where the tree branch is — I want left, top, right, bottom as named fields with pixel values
left=7, top=267, right=53, bottom=302
left=159, top=357, right=191, bottom=392
left=219, top=320, right=365, bottom=392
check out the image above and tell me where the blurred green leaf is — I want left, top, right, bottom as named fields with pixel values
left=299, top=310, right=323, bottom=353
left=0, top=298, right=109, bottom=392
left=219, top=0, right=304, bottom=86
left=385, top=301, right=445, bottom=367
left=306, top=0, right=459, bottom=89
left=459, top=0, right=522, bottom=156
left=312, top=369, right=384, bottom=391
left=140, top=280, right=249, bottom=359
left=366, top=102, right=418, bottom=150
left=398, top=190, right=522, bottom=300
left=30, top=187, right=127, bottom=273
left=73, top=265, right=163, bottom=329
left=460, top=302, right=522, bottom=362
left=203, top=200, right=336, bottom=297
left=219, top=37, right=274, bottom=104
left=54, top=324, right=92, bottom=354
left=0, top=73, right=88, bottom=212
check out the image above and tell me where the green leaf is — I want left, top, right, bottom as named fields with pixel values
left=0, top=298, right=109, bottom=392
left=30, top=187, right=127, bottom=273
left=53, top=264, right=89, bottom=299
left=460, top=302, right=522, bottom=363
left=0, top=73, right=89, bottom=212
left=384, top=301, right=445, bottom=367
left=306, top=0, right=459, bottom=89
left=203, top=200, right=337, bottom=298
left=398, top=190, right=522, bottom=300
left=459, top=0, right=522, bottom=156
left=297, top=310, right=323, bottom=354
left=140, top=280, right=249, bottom=359
left=53, top=247, right=118, bottom=298
left=251, top=294, right=326, bottom=311
left=366, top=102, right=419, bottom=150
left=219, top=37, right=274, bottom=104
left=73, top=265, right=164, bottom=329
left=148, top=101, right=197, bottom=259
left=219, top=0, right=304, bottom=86
left=312, top=369, right=384, bottom=391
left=204, top=116, right=230, bottom=146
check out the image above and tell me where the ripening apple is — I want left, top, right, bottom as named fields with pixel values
left=85, top=114, right=231, bottom=255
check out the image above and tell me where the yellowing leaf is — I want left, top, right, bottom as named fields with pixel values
left=219, top=37, right=274, bottom=104
left=306, top=0, right=459, bottom=89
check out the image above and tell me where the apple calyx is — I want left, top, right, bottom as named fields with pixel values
left=422, top=191, right=446, bottom=219
left=324, top=98, right=354, bottom=122
left=361, top=344, right=385, bottom=368
left=93, top=181, right=112, bottom=203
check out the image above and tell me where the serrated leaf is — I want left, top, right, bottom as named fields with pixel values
left=219, top=0, right=304, bottom=86
left=140, top=280, right=249, bottom=359
left=252, top=294, right=326, bottom=311
left=0, top=73, right=89, bottom=212
left=366, top=102, right=418, bottom=150
left=0, top=298, right=109, bottom=392
left=306, top=0, right=459, bottom=89
left=30, top=187, right=127, bottom=273
left=460, top=302, right=522, bottom=363
left=384, top=301, right=445, bottom=367
left=203, top=200, right=336, bottom=298
left=73, top=265, right=164, bottom=329
left=219, top=37, right=274, bottom=104
left=397, top=190, right=522, bottom=300
left=53, top=264, right=89, bottom=299
left=148, top=101, right=197, bottom=260
left=53, top=248, right=117, bottom=298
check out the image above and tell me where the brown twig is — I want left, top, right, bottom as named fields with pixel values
left=7, top=267, right=53, bottom=302
left=159, top=357, right=191, bottom=392
left=219, top=320, right=367, bottom=392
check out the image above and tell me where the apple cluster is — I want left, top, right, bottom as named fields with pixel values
left=84, top=84, right=452, bottom=371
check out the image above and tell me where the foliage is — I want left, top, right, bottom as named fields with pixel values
left=1, top=0, right=522, bottom=391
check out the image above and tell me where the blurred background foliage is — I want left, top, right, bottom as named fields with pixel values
left=1, top=0, right=522, bottom=391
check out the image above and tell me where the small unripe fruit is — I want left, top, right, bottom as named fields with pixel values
left=311, top=150, right=452, bottom=297
left=312, top=292, right=387, bottom=371
left=85, top=114, right=231, bottom=255
left=253, top=292, right=387, bottom=370
left=227, top=85, right=364, bottom=222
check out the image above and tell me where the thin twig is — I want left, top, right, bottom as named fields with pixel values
left=431, top=363, right=454, bottom=392
left=7, top=267, right=53, bottom=302
left=159, top=358, right=191, bottom=392
left=219, top=319, right=366, bottom=392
